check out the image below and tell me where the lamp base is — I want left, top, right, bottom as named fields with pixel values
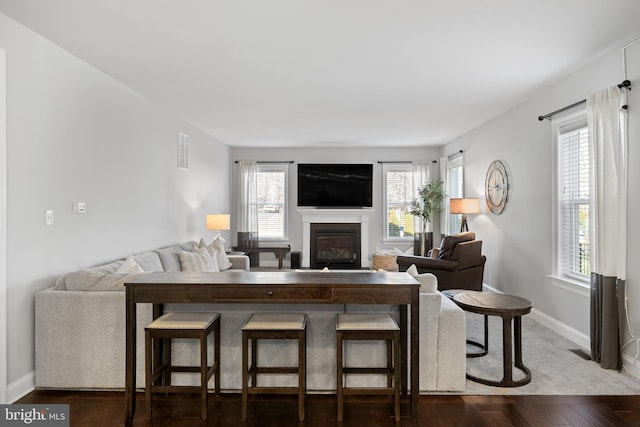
left=459, top=215, right=469, bottom=233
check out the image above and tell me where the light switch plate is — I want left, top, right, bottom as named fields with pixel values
left=45, top=210, right=54, bottom=226
left=73, top=201, right=86, bottom=214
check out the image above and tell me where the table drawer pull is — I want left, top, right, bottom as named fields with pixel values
left=267, top=291, right=274, bottom=296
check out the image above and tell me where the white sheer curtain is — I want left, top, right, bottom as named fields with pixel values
left=236, top=161, right=258, bottom=234
left=412, top=161, right=429, bottom=232
left=439, top=156, right=450, bottom=238
left=587, top=86, right=627, bottom=370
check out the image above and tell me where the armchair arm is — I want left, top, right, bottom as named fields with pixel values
left=396, top=255, right=458, bottom=272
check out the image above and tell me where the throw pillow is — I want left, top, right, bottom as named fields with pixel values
left=179, top=247, right=219, bottom=272
left=199, top=237, right=233, bottom=271
left=116, top=255, right=144, bottom=274
left=405, top=264, right=438, bottom=293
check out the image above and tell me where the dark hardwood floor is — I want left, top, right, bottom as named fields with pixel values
left=16, top=390, right=640, bottom=426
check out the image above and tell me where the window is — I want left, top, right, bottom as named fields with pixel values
left=446, top=153, right=464, bottom=235
left=383, top=163, right=422, bottom=240
left=555, top=113, right=590, bottom=280
left=256, top=164, right=288, bottom=240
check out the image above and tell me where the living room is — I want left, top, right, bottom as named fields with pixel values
left=1, top=1, right=640, bottom=422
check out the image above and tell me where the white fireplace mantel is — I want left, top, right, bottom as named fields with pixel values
left=298, top=208, right=372, bottom=268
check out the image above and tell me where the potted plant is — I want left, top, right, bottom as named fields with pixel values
left=409, top=178, right=445, bottom=256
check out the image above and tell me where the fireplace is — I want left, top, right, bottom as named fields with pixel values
left=298, top=208, right=371, bottom=269
left=310, top=223, right=361, bottom=269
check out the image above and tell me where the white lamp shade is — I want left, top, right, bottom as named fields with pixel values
left=206, top=214, right=230, bottom=231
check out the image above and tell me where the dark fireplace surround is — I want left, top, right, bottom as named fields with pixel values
left=310, top=223, right=361, bottom=269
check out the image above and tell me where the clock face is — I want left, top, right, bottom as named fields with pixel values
left=485, top=160, right=509, bottom=215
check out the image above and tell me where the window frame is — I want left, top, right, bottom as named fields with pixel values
left=552, top=109, right=591, bottom=285
left=382, top=163, right=416, bottom=242
left=255, top=163, right=289, bottom=242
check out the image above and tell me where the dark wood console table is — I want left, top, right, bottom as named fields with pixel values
left=232, top=244, right=291, bottom=269
left=123, top=271, right=420, bottom=425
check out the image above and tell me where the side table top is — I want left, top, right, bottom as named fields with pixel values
left=452, top=291, right=532, bottom=317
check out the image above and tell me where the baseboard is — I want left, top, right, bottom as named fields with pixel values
left=482, top=283, right=590, bottom=351
left=482, top=283, right=640, bottom=381
left=7, top=371, right=34, bottom=403
left=527, top=308, right=590, bottom=350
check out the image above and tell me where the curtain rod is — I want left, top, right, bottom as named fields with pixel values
left=447, top=150, right=464, bottom=159
left=234, top=160, right=294, bottom=164
left=377, top=160, right=437, bottom=164
left=538, top=80, right=631, bottom=121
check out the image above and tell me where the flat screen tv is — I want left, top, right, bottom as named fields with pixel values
left=297, top=163, right=373, bottom=208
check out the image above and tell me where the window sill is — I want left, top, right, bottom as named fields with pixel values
left=547, top=274, right=590, bottom=297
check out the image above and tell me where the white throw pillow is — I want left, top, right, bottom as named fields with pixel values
left=199, top=237, right=233, bottom=271
left=179, top=247, right=219, bottom=272
left=116, top=255, right=144, bottom=274
left=405, top=264, right=438, bottom=293
left=393, top=246, right=413, bottom=255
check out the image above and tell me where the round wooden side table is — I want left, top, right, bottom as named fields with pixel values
left=452, top=291, right=532, bottom=387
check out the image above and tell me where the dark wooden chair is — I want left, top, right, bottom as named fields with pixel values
left=144, top=312, right=220, bottom=421
left=336, top=313, right=401, bottom=422
left=241, top=312, right=307, bottom=422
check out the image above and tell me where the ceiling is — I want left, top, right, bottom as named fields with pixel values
left=1, top=1, right=639, bottom=148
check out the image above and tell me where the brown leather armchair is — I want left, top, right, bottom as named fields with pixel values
left=397, top=232, right=486, bottom=291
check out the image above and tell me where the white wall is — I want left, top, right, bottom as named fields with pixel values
left=231, top=146, right=441, bottom=265
left=0, top=12, right=232, bottom=400
left=444, top=39, right=640, bottom=371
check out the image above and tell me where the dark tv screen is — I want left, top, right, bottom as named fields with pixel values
left=297, top=163, right=373, bottom=208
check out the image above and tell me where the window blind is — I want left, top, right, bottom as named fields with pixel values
left=558, top=118, right=590, bottom=278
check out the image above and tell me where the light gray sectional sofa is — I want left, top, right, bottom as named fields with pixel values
left=35, top=241, right=466, bottom=393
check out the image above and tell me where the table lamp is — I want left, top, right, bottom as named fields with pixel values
left=206, top=214, right=230, bottom=241
left=449, top=198, right=480, bottom=233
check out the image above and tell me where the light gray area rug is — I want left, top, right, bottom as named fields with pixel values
left=457, top=312, right=640, bottom=395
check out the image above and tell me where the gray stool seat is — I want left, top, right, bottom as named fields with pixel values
left=242, top=312, right=307, bottom=422
left=336, top=313, right=401, bottom=422
left=145, top=312, right=221, bottom=421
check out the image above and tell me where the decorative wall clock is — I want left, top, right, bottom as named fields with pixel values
left=485, top=160, right=509, bottom=215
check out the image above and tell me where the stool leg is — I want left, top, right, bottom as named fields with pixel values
left=164, top=338, right=172, bottom=387
left=250, top=338, right=257, bottom=388
left=298, top=329, right=306, bottom=422
left=337, top=331, right=344, bottom=422
left=145, top=331, right=153, bottom=420
left=242, top=330, right=248, bottom=422
left=200, top=331, right=208, bottom=421
left=386, top=338, right=393, bottom=388
left=394, top=332, right=401, bottom=422
left=214, top=317, right=221, bottom=395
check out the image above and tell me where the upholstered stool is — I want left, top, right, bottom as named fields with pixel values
left=241, top=312, right=307, bottom=422
left=145, top=312, right=221, bottom=421
left=336, top=313, right=401, bottom=422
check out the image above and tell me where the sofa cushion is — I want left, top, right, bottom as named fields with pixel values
left=132, top=251, right=163, bottom=272
left=155, top=245, right=185, bottom=272
left=179, top=247, right=219, bottom=272
left=62, top=260, right=136, bottom=291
